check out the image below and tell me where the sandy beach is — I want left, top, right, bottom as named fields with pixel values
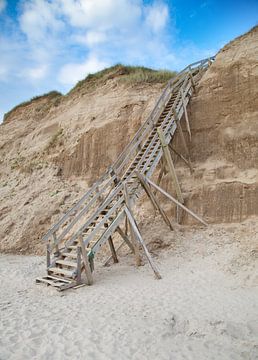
left=1, top=220, right=257, bottom=360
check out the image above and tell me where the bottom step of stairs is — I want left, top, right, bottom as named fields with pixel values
left=36, top=275, right=79, bottom=291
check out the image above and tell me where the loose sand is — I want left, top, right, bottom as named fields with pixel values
left=1, top=220, right=257, bottom=360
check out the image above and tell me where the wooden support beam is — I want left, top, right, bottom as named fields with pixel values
left=108, top=236, right=119, bottom=263
left=180, top=89, right=191, bottom=141
left=46, top=243, right=50, bottom=269
left=172, top=109, right=193, bottom=173
left=145, top=177, right=208, bottom=226
left=169, top=144, right=189, bottom=167
left=104, top=240, right=126, bottom=267
left=125, top=207, right=161, bottom=280
left=103, top=226, right=134, bottom=267
left=78, top=235, right=93, bottom=285
left=116, top=226, right=135, bottom=253
left=153, top=159, right=166, bottom=195
left=135, top=171, right=173, bottom=230
left=76, top=246, right=82, bottom=285
left=123, top=183, right=142, bottom=266
left=157, top=127, right=184, bottom=204
left=53, top=232, right=60, bottom=256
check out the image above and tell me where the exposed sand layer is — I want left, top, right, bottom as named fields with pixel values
left=0, top=27, right=258, bottom=254
left=1, top=220, right=257, bottom=360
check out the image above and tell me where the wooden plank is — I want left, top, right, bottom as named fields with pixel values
left=78, top=235, right=93, bottom=285
left=146, top=177, right=208, bottom=226
left=48, top=267, right=75, bottom=277
left=157, top=127, right=184, bottom=204
left=135, top=171, right=173, bottom=230
left=123, top=183, right=141, bottom=266
left=180, top=88, right=191, bottom=140
left=56, top=259, right=77, bottom=267
left=125, top=207, right=161, bottom=280
left=108, top=236, right=119, bottom=263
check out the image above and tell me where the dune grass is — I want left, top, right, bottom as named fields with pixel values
left=69, top=64, right=177, bottom=94
left=3, top=91, right=62, bottom=122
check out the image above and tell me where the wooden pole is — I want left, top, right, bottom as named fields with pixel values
left=76, top=246, right=82, bottom=285
left=169, top=145, right=191, bottom=169
left=135, top=171, right=173, bottom=230
left=104, top=227, right=134, bottom=266
left=123, top=183, right=141, bottom=266
left=108, top=236, right=119, bottom=263
left=157, top=127, right=184, bottom=204
left=146, top=177, right=208, bottom=226
left=46, top=243, right=50, bottom=269
left=116, top=226, right=135, bottom=252
left=104, top=241, right=126, bottom=267
left=78, top=235, right=93, bottom=285
left=125, top=207, right=161, bottom=280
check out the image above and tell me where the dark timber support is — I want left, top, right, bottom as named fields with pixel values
left=125, top=207, right=162, bottom=280
left=123, top=183, right=141, bottom=266
left=108, top=236, right=119, bottom=263
left=135, top=171, right=173, bottom=230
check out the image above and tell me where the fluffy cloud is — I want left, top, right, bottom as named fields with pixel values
left=145, top=2, right=169, bottom=33
left=58, top=55, right=109, bottom=85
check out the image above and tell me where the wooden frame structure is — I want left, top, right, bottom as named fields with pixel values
left=36, top=56, right=214, bottom=290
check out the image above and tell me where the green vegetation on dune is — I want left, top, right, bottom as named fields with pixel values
left=3, top=91, right=62, bottom=122
left=69, top=64, right=177, bottom=93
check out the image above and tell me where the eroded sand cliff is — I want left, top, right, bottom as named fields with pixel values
left=0, top=27, right=258, bottom=254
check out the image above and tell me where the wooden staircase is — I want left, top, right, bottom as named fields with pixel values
left=36, top=57, right=215, bottom=290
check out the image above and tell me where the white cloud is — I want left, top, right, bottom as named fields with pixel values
left=0, top=0, right=6, bottom=13
left=145, top=2, right=169, bottom=33
left=19, top=0, right=64, bottom=43
left=23, top=64, right=49, bottom=81
left=58, top=55, right=109, bottom=85
left=58, top=0, right=142, bottom=30
left=75, top=31, right=107, bottom=46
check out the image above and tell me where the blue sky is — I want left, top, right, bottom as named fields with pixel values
left=0, top=0, right=257, bottom=122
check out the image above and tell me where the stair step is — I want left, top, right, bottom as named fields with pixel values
left=56, top=259, right=77, bottom=267
left=48, top=267, right=75, bottom=277
left=62, top=252, right=77, bottom=259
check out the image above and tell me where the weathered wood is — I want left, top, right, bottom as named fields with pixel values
left=104, top=241, right=126, bottom=267
left=169, top=144, right=192, bottom=170
left=157, top=127, right=184, bottom=204
left=123, top=183, right=141, bottom=266
left=146, top=177, right=208, bottom=226
left=180, top=88, right=191, bottom=140
left=78, top=235, right=93, bottom=285
left=135, top=171, right=173, bottom=230
left=188, top=71, right=195, bottom=90
left=47, top=243, right=50, bottom=268
left=116, top=226, right=135, bottom=252
left=125, top=207, right=162, bottom=280
left=76, top=246, right=81, bottom=285
left=108, top=236, right=119, bottom=263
